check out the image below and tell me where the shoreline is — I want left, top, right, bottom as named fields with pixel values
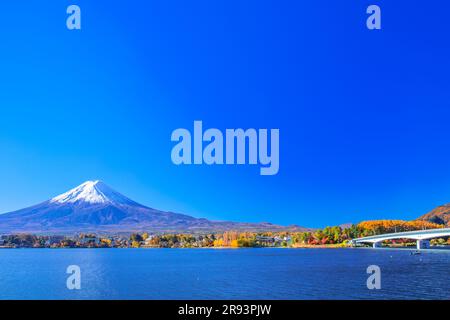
left=0, top=245, right=353, bottom=249
left=1, top=246, right=450, bottom=250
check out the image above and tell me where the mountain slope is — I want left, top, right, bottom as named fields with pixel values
left=0, top=180, right=308, bottom=234
left=417, top=204, right=450, bottom=226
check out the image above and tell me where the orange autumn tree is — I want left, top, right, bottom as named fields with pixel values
left=213, top=231, right=256, bottom=247
left=358, top=220, right=442, bottom=236
left=218, top=231, right=239, bottom=247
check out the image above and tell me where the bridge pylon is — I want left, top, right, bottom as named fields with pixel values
left=372, top=242, right=382, bottom=248
left=416, top=239, right=430, bottom=250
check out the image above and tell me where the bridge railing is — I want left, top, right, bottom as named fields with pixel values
left=353, top=227, right=450, bottom=243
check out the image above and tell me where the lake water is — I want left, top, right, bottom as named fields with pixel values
left=0, top=248, right=449, bottom=300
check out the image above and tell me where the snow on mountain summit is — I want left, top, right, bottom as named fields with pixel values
left=50, top=180, right=138, bottom=205
left=0, top=180, right=309, bottom=234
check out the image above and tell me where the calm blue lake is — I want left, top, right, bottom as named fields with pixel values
left=0, top=248, right=449, bottom=300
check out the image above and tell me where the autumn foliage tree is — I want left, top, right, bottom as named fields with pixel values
left=358, top=220, right=442, bottom=236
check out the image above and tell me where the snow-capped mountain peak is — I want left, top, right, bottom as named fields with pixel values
left=0, top=180, right=307, bottom=234
left=50, top=180, right=137, bottom=205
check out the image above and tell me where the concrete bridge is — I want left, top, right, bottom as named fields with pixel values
left=352, top=228, right=450, bottom=250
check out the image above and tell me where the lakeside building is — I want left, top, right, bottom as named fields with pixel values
left=142, top=235, right=157, bottom=247
left=256, top=236, right=292, bottom=246
left=79, top=236, right=100, bottom=246
left=45, top=236, right=65, bottom=246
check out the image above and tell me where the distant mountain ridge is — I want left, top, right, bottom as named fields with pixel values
left=0, top=180, right=309, bottom=235
left=417, top=204, right=450, bottom=226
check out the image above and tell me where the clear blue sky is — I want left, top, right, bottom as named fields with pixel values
left=0, top=1, right=449, bottom=228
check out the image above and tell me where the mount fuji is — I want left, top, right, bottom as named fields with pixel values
left=0, top=180, right=307, bottom=234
